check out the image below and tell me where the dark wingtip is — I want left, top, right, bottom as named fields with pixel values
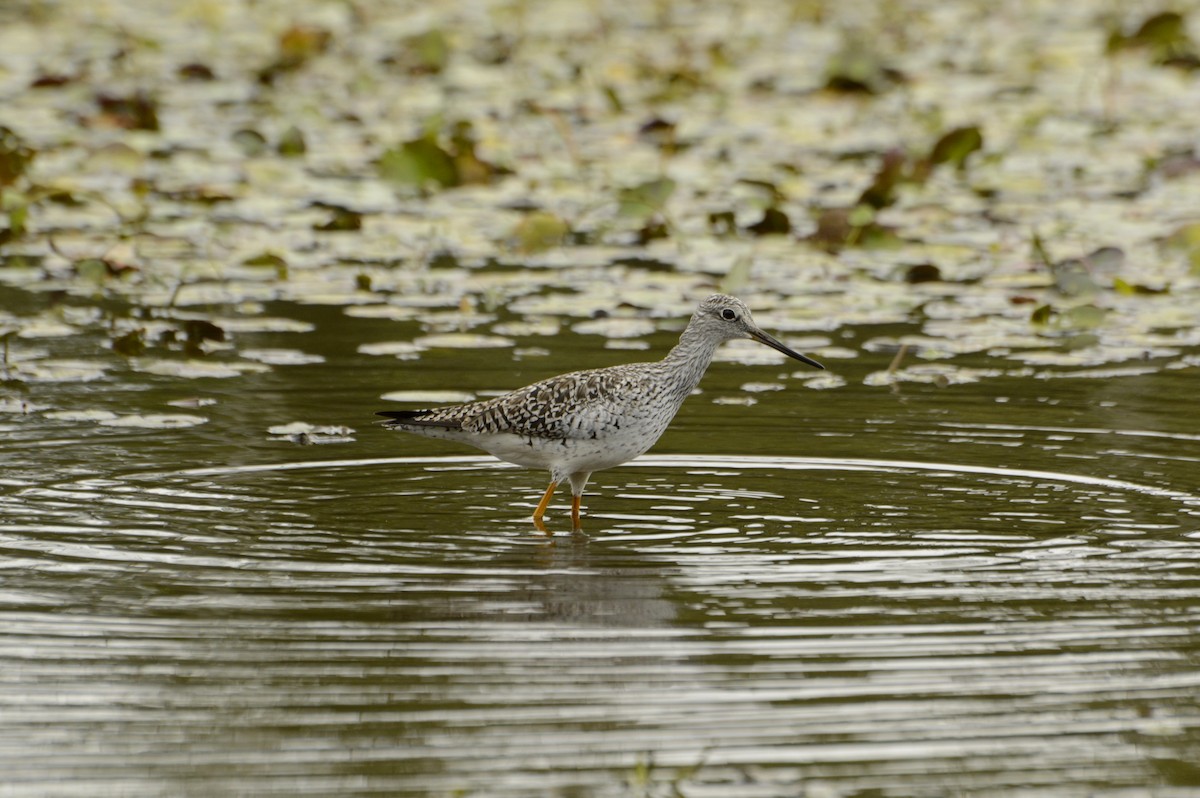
left=376, top=409, right=425, bottom=428
left=376, top=408, right=463, bottom=430
left=376, top=410, right=421, bottom=420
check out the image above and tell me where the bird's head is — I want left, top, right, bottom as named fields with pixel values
left=693, top=294, right=824, bottom=369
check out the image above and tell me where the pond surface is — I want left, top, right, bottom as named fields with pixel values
left=4, top=0, right=1200, bottom=794
left=3, top=296, right=1199, bottom=797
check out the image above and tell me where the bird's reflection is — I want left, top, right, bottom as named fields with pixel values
left=512, top=522, right=681, bottom=628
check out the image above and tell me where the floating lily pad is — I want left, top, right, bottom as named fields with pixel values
left=358, top=341, right=424, bottom=358
left=740, top=382, right=785, bottom=393
left=413, top=333, right=515, bottom=349
left=712, top=395, right=757, bottom=406
left=16, top=319, right=77, bottom=338
left=240, top=348, right=325, bottom=365
left=492, top=319, right=561, bottom=337
left=511, top=211, right=570, bottom=253
left=927, top=126, right=984, bottom=172
left=617, top=178, right=676, bottom=219
left=277, top=126, right=306, bottom=157
left=802, top=373, right=847, bottom=390
left=11, top=360, right=108, bottom=382
left=1036, top=365, right=1162, bottom=380
left=43, top=409, right=120, bottom=422
left=1162, top=222, right=1200, bottom=272
left=380, top=390, right=476, bottom=404
left=1010, top=346, right=1174, bottom=367
left=378, top=137, right=459, bottom=192
left=167, top=397, right=218, bottom=409
left=135, top=359, right=271, bottom=378
left=99, top=413, right=208, bottom=428
left=0, top=340, right=48, bottom=362
left=0, top=126, right=35, bottom=187
left=267, top=421, right=355, bottom=444
left=209, top=317, right=315, bottom=334
left=864, top=364, right=1003, bottom=387
left=345, top=306, right=422, bottom=322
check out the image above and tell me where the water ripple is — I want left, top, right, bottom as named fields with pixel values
left=2, top=453, right=1198, bottom=796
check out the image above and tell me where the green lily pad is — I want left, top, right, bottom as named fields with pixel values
left=617, top=178, right=676, bottom=219
left=379, top=137, right=459, bottom=192
left=511, top=211, right=570, bottom=253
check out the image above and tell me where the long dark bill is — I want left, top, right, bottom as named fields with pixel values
left=748, top=328, right=825, bottom=370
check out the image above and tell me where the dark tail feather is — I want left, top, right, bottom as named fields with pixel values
left=376, top=409, right=463, bottom=430
left=376, top=410, right=425, bottom=421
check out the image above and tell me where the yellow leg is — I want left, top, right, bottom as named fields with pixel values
left=570, top=494, right=582, bottom=530
left=533, top=481, right=557, bottom=523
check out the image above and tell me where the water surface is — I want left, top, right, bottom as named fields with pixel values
left=4, top=301, right=1199, bottom=797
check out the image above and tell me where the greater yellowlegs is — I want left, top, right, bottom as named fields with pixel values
left=378, top=294, right=823, bottom=530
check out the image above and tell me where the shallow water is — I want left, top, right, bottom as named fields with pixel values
left=5, top=0, right=1200, bottom=791
left=3, top=300, right=1200, bottom=797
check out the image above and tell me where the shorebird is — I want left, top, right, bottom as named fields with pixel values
left=378, top=294, right=823, bottom=531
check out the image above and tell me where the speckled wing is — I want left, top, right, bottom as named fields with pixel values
left=380, top=365, right=652, bottom=441
left=463, top=366, right=652, bottom=441
left=480, top=364, right=657, bottom=439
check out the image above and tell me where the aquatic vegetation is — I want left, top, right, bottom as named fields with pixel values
left=0, top=0, right=1198, bottom=407
left=1, top=8, right=1199, bottom=797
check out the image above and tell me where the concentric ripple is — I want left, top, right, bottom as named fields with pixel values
left=3, top=451, right=1199, bottom=796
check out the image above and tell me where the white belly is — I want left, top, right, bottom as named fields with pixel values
left=474, top=426, right=664, bottom=474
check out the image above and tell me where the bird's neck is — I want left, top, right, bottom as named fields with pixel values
left=660, top=325, right=722, bottom=399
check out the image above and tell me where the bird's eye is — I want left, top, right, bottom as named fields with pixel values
left=721, top=308, right=737, bottom=321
